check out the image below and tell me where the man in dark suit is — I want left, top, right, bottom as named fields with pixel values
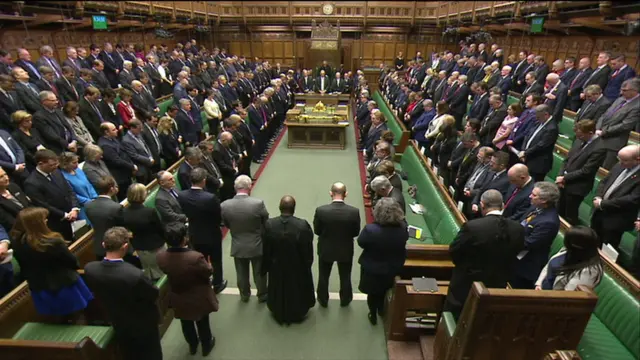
left=141, top=115, right=162, bottom=173
left=0, top=75, right=23, bottom=129
left=467, top=82, right=490, bottom=122
left=23, top=150, right=79, bottom=241
left=591, top=145, right=640, bottom=250
left=84, top=176, right=128, bottom=260
left=533, top=56, right=550, bottom=86
left=213, top=132, right=239, bottom=201
left=0, top=129, right=28, bottom=185
left=370, top=175, right=406, bottom=214
left=315, top=70, right=330, bottom=93
left=98, top=122, right=137, bottom=201
left=448, top=75, right=471, bottom=130
left=556, top=119, right=606, bottom=225
left=511, top=182, right=561, bottom=289
left=84, top=227, right=162, bottom=360
left=12, top=67, right=42, bottom=114
left=55, top=66, right=80, bottom=104
left=566, top=57, right=594, bottom=111
left=454, top=133, right=482, bottom=193
left=471, top=151, right=511, bottom=216
left=460, top=147, right=494, bottom=217
left=559, top=57, right=578, bottom=86
left=155, top=170, right=187, bottom=229
left=478, top=94, right=507, bottom=147
left=300, top=69, right=315, bottom=93
left=503, top=164, right=535, bottom=221
left=519, top=72, right=544, bottom=108
left=515, top=54, right=536, bottom=93
left=177, top=147, right=202, bottom=191
left=178, top=168, right=227, bottom=293
left=581, top=52, right=612, bottom=103
left=542, top=73, right=568, bottom=123
left=14, top=48, right=41, bottom=83
left=118, top=61, right=135, bottom=90
left=198, top=141, right=224, bottom=194
left=99, top=43, right=119, bottom=89
left=364, top=111, right=388, bottom=160
left=444, top=189, right=524, bottom=319
left=176, top=98, right=201, bottom=147
left=91, top=60, right=111, bottom=93
left=596, top=78, right=640, bottom=169
left=77, top=87, right=104, bottom=141
left=122, top=119, right=154, bottom=185
left=431, top=71, right=448, bottom=103
left=330, top=72, right=346, bottom=94
left=575, top=85, right=611, bottom=122
left=32, top=91, right=77, bottom=155
left=604, top=54, right=636, bottom=101
left=313, top=182, right=361, bottom=307
left=62, top=47, right=83, bottom=76
left=519, top=104, right=559, bottom=181
left=0, top=168, right=32, bottom=231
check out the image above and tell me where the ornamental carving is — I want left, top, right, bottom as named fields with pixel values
left=311, top=20, right=340, bottom=40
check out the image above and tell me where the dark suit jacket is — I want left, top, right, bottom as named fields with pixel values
left=91, top=69, right=110, bottom=92
left=455, top=145, right=480, bottom=187
left=118, top=70, right=136, bottom=90
left=313, top=201, right=361, bottom=263
left=131, top=90, right=154, bottom=119
left=123, top=203, right=165, bottom=251
left=55, top=76, right=80, bottom=104
left=0, top=90, right=23, bottom=129
left=592, top=164, right=640, bottom=231
left=141, top=124, right=162, bottom=170
left=14, top=59, right=41, bottom=83
left=583, top=65, right=611, bottom=91
left=449, top=85, right=470, bottom=116
left=567, top=68, right=594, bottom=110
left=121, top=132, right=153, bottom=180
left=576, top=95, right=611, bottom=122
left=559, top=67, right=578, bottom=86
left=515, top=207, right=560, bottom=281
left=0, top=182, right=31, bottom=230
left=543, top=82, right=568, bottom=122
left=534, top=64, right=550, bottom=86
left=559, top=137, right=606, bottom=196
left=479, top=104, right=507, bottom=146
left=84, top=260, right=159, bottom=335
left=388, top=186, right=406, bottom=215
left=446, top=214, right=524, bottom=311
left=523, top=120, right=559, bottom=176
left=176, top=110, right=200, bottom=146
left=0, top=130, right=26, bottom=173
left=177, top=162, right=196, bottom=190
left=155, top=188, right=187, bottom=227
left=597, top=96, right=640, bottom=151
left=98, top=136, right=135, bottom=185
left=472, top=170, right=510, bottom=206
left=85, top=196, right=124, bottom=256
left=177, top=188, right=222, bottom=246
left=14, top=81, right=42, bottom=114
left=503, top=180, right=535, bottom=221
left=32, top=108, right=76, bottom=154
left=357, top=223, right=408, bottom=277
left=77, top=99, right=102, bottom=138
left=330, top=78, right=346, bottom=93
left=520, top=82, right=544, bottom=108
left=12, top=237, right=79, bottom=292
left=604, top=66, right=636, bottom=100
left=468, top=93, right=490, bottom=120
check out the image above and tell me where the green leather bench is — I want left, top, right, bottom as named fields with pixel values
left=12, top=323, right=114, bottom=347
left=158, top=98, right=173, bottom=117
left=557, top=115, right=576, bottom=150
left=397, top=145, right=460, bottom=246
left=507, top=95, right=519, bottom=106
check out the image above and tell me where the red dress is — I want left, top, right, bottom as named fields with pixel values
left=117, top=101, right=136, bottom=127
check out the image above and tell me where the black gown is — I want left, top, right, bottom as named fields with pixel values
left=262, top=215, right=316, bottom=325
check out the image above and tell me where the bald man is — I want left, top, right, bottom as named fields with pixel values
left=313, top=183, right=362, bottom=307
left=503, top=164, right=535, bottom=221
left=591, top=145, right=640, bottom=249
left=542, top=73, right=568, bottom=122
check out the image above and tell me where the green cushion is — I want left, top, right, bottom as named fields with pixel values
left=618, top=232, right=638, bottom=269
left=200, top=110, right=209, bottom=135
left=373, top=91, right=402, bottom=148
left=556, top=136, right=573, bottom=150
left=578, top=202, right=593, bottom=227
left=400, top=148, right=443, bottom=231
left=547, top=152, right=564, bottom=181
left=173, top=171, right=182, bottom=190
left=433, top=213, right=459, bottom=245
left=549, top=232, right=565, bottom=257
left=144, top=188, right=159, bottom=209
left=578, top=315, right=636, bottom=360
left=396, top=163, right=433, bottom=245
left=155, top=274, right=168, bottom=288
left=507, top=95, right=519, bottom=106
left=442, top=311, right=457, bottom=337
left=590, top=273, right=640, bottom=358
left=158, top=99, right=173, bottom=117
left=12, top=323, right=115, bottom=349
left=11, top=256, right=20, bottom=280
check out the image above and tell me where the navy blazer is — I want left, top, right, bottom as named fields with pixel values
left=472, top=170, right=511, bottom=206
left=177, top=188, right=222, bottom=246
left=604, top=66, right=636, bottom=101
left=523, top=120, right=559, bottom=176
left=365, top=123, right=388, bottom=157
left=503, top=180, right=535, bottom=221
left=508, top=108, right=537, bottom=150
left=357, top=223, right=408, bottom=276
left=0, top=130, right=26, bottom=171
left=176, top=109, right=201, bottom=146
left=468, top=93, right=490, bottom=120
left=514, top=207, right=560, bottom=282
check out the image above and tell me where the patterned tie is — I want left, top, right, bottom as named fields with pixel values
left=505, top=188, right=520, bottom=208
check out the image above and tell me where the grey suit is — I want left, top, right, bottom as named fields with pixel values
left=82, top=160, right=112, bottom=191
left=85, top=196, right=124, bottom=257
left=220, top=193, right=269, bottom=300
left=155, top=187, right=187, bottom=229
left=596, top=96, right=640, bottom=169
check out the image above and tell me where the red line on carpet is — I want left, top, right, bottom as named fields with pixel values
left=222, top=127, right=287, bottom=239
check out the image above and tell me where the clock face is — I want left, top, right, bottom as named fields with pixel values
left=323, top=4, right=334, bottom=15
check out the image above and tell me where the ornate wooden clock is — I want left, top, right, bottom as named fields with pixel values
left=322, top=3, right=335, bottom=15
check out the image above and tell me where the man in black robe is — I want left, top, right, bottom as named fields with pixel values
left=262, top=195, right=315, bottom=325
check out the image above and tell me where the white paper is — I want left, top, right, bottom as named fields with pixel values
left=457, top=201, right=464, bottom=212
left=449, top=186, right=456, bottom=195
left=0, top=249, right=12, bottom=265
left=72, top=220, right=87, bottom=234
left=517, top=250, right=529, bottom=260
left=601, top=244, right=619, bottom=262
left=508, top=146, right=520, bottom=156
left=438, top=176, right=444, bottom=184
left=409, top=203, right=425, bottom=215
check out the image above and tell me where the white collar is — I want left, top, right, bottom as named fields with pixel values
left=486, top=210, right=503, bottom=216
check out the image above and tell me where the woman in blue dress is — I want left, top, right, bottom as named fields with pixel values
left=59, top=152, right=98, bottom=223
left=10, top=207, right=93, bottom=318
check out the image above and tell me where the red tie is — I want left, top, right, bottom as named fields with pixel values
left=611, top=69, right=620, bottom=78
left=505, top=188, right=520, bottom=208
left=570, top=71, right=584, bottom=88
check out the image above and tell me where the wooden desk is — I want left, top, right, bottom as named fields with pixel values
left=385, top=279, right=449, bottom=341
left=295, top=93, right=350, bottom=106
left=285, top=121, right=349, bottom=150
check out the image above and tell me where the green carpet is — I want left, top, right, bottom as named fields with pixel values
left=161, top=120, right=389, bottom=359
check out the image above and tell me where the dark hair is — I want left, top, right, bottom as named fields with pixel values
left=34, top=149, right=58, bottom=164
left=557, top=226, right=602, bottom=276
left=466, top=118, right=481, bottom=133
left=103, top=227, right=130, bottom=252
left=95, top=176, right=117, bottom=195
left=165, top=224, right=188, bottom=247
left=279, top=195, right=296, bottom=215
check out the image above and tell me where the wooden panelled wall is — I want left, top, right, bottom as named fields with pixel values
left=0, top=29, right=178, bottom=64
left=2, top=27, right=638, bottom=74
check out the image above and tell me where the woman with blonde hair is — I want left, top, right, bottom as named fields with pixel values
left=158, top=116, right=182, bottom=167
left=425, top=102, right=452, bottom=141
left=10, top=207, right=93, bottom=317
left=59, top=152, right=97, bottom=222
left=11, top=110, right=45, bottom=170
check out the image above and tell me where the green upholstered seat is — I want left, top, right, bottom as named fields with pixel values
left=557, top=116, right=576, bottom=150
left=442, top=311, right=457, bottom=337
left=12, top=323, right=115, bottom=349
left=433, top=213, right=459, bottom=245
left=373, top=92, right=402, bottom=148
left=577, top=272, right=640, bottom=360
left=507, top=95, right=519, bottom=106
left=617, top=231, right=638, bottom=269
left=396, top=162, right=432, bottom=245
left=144, top=188, right=160, bottom=209
left=155, top=274, right=168, bottom=288
left=545, top=152, right=564, bottom=181
left=158, top=99, right=173, bottom=117
left=549, top=232, right=565, bottom=257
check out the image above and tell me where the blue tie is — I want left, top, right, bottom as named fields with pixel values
left=26, top=62, right=41, bottom=79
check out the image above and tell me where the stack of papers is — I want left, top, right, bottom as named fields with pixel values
left=410, top=203, right=425, bottom=215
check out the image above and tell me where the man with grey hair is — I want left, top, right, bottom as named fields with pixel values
left=119, top=60, right=135, bottom=89
left=511, top=181, right=561, bottom=289
left=221, top=175, right=269, bottom=302
left=177, top=147, right=202, bottom=190
left=444, top=189, right=524, bottom=319
left=576, top=84, right=611, bottom=122
left=176, top=98, right=201, bottom=146
left=155, top=170, right=187, bottom=229
left=370, top=175, right=405, bottom=214
left=479, top=94, right=507, bottom=146
left=595, top=77, right=640, bottom=169
left=519, top=104, right=559, bottom=181
left=313, top=182, right=361, bottom=307
left=36, top=45, right=62, bottom=79
left=33, top=90, right=78, bottom=154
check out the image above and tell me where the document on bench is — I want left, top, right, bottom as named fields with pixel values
left=410, top=203, right=425, bottom=215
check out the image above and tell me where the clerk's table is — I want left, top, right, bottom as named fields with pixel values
left=285, top=97, right=350, bottom=150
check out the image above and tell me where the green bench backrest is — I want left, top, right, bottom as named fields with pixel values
left=618, top=232, right=639, bottom=269
left=507, top=95, right=519, bottom=106
left=400, top=147, right=460, bottom=244
left=373, top=92, right=402, bottom=147
left=592, top=273, right=640, bottom=358
left=549, top=232, right=565, bottom=257
left=559, top=116, right=576, bottom=140
left=13, top=323, right=115, bottom=349
left=158, top=99, right=173, bottom=117
left=546, top=152, right=565, bottom=181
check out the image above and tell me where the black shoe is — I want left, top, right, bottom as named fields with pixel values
left=318, top=300, right=328, bottom=308
left=202, top=337, right=215, bottom=357
left=214, top=280, right=228, bottom=294
left=377, top=309, right=385, bottom=317
left=368, top=312, right=377, bottom=325
left=189, top=342, right=198, bottom=355
left=258, top=295, right=268, bottom=303
left=340, top=300, right=352, bottom=307
left=240, top=296, right=250, bottom=303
